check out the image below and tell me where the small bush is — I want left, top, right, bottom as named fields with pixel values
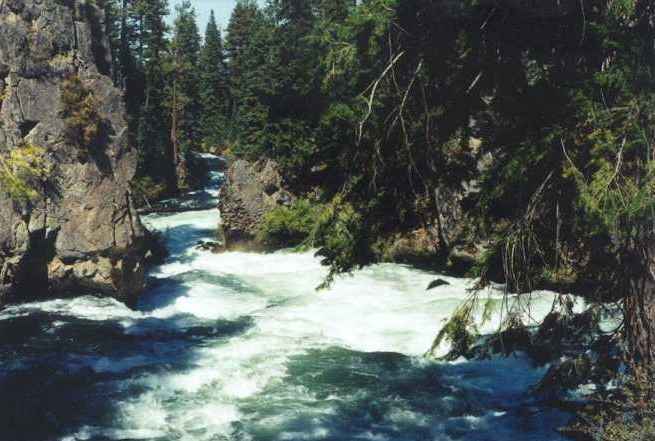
left=257, top=199, right=323, bottom=248
left=0, top=83, right=7, bottom=106
left=0, top=143, right=50, bottom=203
left=59, top=75, right=104, bottom=155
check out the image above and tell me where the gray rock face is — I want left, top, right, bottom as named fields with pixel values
left=218, top=158, right=294, bottom=250
left=0, top=0, right=148, bottom=305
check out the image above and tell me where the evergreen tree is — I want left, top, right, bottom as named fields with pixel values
left=102, top=0, right=122, bottom=83
left=199, top=10, right=229, bottom=150
left=269, top=0, right=320, bottom=115
left=170, top=0, right=202, bottom=158
left=225, top=0, right=261, bottom=118
left=102, top=0, right=145, bottom=161
left=231, top=0, right=324, bottom=180
left=119, top=0, right=145, bottom=128
left=134, top=0, right=174, bottom=192
left=318, top=0, right=353, bottom=22
left=232, top=9, right=276, bottom=159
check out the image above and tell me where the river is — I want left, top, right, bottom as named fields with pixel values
left=0, top=154, right=571, bottom=441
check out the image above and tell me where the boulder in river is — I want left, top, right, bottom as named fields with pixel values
left=427, top=279, right=451, bottom=290
left=218, top=158, right=295, bottom=250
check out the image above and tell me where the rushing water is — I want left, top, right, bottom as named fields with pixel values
left=0, top=154, right=572, bottom=441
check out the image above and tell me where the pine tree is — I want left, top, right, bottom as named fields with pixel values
left=199, top=10, right=229, bottom=151
left=119, top=0, right=145, bottom=128
left=270, top=0, right=319, bottom=112
left=102, top=0, right=122, bottom=83
left=232, top=10, right=276, bottom=159
left=170, top=0, right=202, bottom=157
left=255, top=0, right=323, bottom=180
left=134, top=0, right=175, bottom=192
left=102, top=0, right=145, bottom=160
left=225, top=0, right=261, bottom=117
left=318, top=0, right=353, bottom=22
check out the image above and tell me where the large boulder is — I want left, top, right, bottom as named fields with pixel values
left=218, top=158, right=294, bottom=249
left=0, top=0, right=148, bottom=305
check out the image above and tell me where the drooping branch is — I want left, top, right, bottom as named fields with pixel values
left=357, top=50, right=404, bottom=144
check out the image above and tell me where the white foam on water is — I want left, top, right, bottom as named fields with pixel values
left=146, top=279, right=268, bottom=321
left=51, top=199, right=568, bottom=440
left=97, top=232, right=563, bottom=441
left=0, top=295, right=144, bottom=322
left=0, top=160, right=572, bottom=441
left=61, top=427, right=167, bottom=441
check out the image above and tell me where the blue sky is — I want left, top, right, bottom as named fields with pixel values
left=167, top=0, right=263, bottom=34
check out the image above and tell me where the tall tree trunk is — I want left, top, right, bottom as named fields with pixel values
left=624, top=239, right=655, bottom=368
left=169, top=77, right=180, bottom=194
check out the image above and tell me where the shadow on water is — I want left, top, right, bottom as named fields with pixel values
left=0, top=308, right=253, bottom=441
left=233, top=347, right=571, bottom=441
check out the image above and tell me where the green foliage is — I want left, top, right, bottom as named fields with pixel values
left=130, top=175, right=169, bottom=207
left=135, top=0, right=175, bottom=192
left=199, top=10, right=230, bottom=150
left=267, top=120, right=318, bottom=180
left=0, top=144, right=51, bottom=203
left=429, top=294, right=528, bottom=360
left=257, top=199, right=324, bottom=248
left=312, top=197, right=372, bottom=287
left=169, top=0, right=202, bottom=153
left=430, top=300, right=480, bottom=360
left=226, top=1, right=272, bottom=160
left=0, top=83, right=7, bottom=106
left=567, top=95, right=655, bottom=242
left=59, top=75, right=104, bottom=155
left=225, top=0, right=260, bottom=91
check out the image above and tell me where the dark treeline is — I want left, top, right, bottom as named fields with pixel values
left=104, top=0, right=655, bottom=377
left=103, top=0, right=228, bottom=196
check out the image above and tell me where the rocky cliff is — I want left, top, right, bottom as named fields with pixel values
left=218, top=158, right=294, bottom=250
left=0, top=0, right=148, bottom=305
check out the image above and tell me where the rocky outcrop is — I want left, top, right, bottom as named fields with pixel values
left=0, top=0, right=148, bottom=305
left=218, top=158, right=294, bottom=249
left=374, top=189, right=476, bottom=268
left=378, top=228, right=439, bottom=263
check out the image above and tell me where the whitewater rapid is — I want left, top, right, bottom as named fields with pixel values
left=0, top=155, right=571, bottom=441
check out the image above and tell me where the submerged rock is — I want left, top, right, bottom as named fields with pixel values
left=0, top=0, right=149, bottom=305
left=427, top=279, right=451, bottom=290
left=218, top=158, right=295, bottom=250
left=195, top=241, right=224, bottom=253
